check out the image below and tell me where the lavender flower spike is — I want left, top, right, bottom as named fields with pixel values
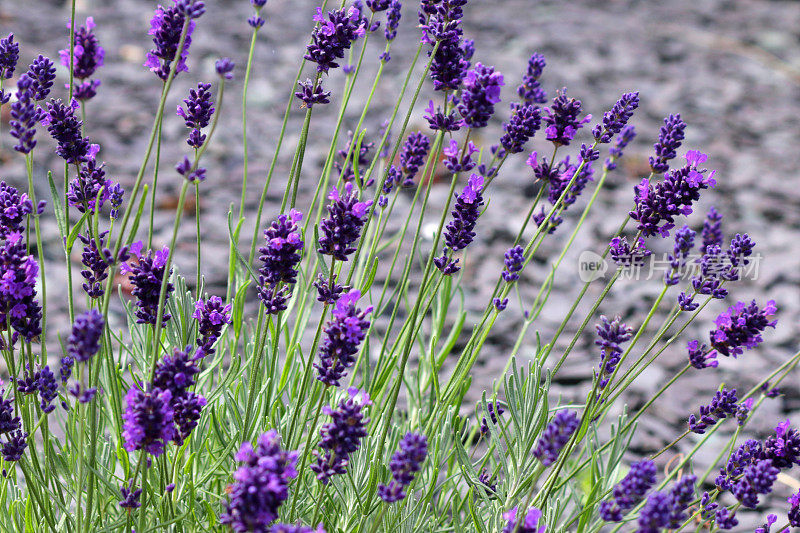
left=501, top=507, right=546, bottom=533
left=458, top=63, right=505, bottom=129
left=145, top=1, right=197, bottom=80
left=258, top=210, right=304, bottom=314
left=318, top=183, right=372, bottom=261
left=311, top=388, right=371, bottom=483
left=0, top=33, right=19, bottom=80
left=542, top=89, right=591, bottom=146
left=9, top=75, right=41, bottom=154
left=650, top=114, right=687, bottom=173
left=304, top=6, right=366, bottom=74
left=592, top=91, right=639, bottom=143
left=599, top=459, right=657, bottom=521
left=177, top=82, right=214, bottom=148
left=378, top=433, right=428, bottom=502
left=595, top=316, right=633, bottom=390
left=122, top=386, right=174, bottom=457
left=315, top=290, right=373, bottom=387
left=532, top=410, right=579, bottom=466
left=119, top=243, right=175, bottom=325
left=60, top=17, right=105, bottom=100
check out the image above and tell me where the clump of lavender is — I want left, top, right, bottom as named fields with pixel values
left=629, top=150, right=717, bottom=238
left=378, top=432, right=428, bottom=502
left=119, top=243, right=174, bottom=325
left=0, top=181, right=33, bottom=239
left=649, top=114, right=687, bottom=173
left=9, top=75, right=42, bottom=154
left=122, top=387, right=174, bottom=457
left=542, top=90, right=590, bottom=146
left=60, top=17, right=104, bottom=100
left=532, top=410, right=579, bottom=466
left=318, top=183, right=371, bottom=261
left=517, top=52, right=547, bottom=104
left=458, top=63, right=505, bottom=129
left=177, top=82, right=215, bottom=148
left=599, top=460, right=657, bottom=522
left=193, top=296, right=232, bottom=357
left=311, top=388, right=371, bottom=484
left=688, top=388, right=739, bottom=434
left=221, top=430, right=298, bottom=532
left=0, top=34, right=19, bottom=101
left=499, top=103, right=541, bottom=154
left=1, top=430, right=27, bottom=462
left=145, top=1, right=198, bottom=80
left=315, top=290, right=373, bottom=387
left=595, top=315, right=633, bottom=390
left=422, top=1, right=472, bottom=92
left=501, top=245, right=524, bottom=283
left=434, top=174, right=485, bottom=274
left=501, top=507, right=545, bottom=533
left=258, top=210, right=304, bottom=314
left=305, top=6, right=366, bottom=74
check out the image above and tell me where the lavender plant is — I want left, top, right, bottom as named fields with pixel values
left=0, top=1, right=796, bottom=532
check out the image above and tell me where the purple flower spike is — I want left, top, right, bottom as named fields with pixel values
left=318, top=183, right=371, bottom=261
left=177, top=82, right=214, bottom=148
left=650, top=114, right=687, bottom=173
left=295, top=79, right=331, bottom=108
left=311, top=388, right=371, bottom=483
left=0, top=34, right=19, bottom=80
left=384, top=1, right=401, bottom=42
left=500, top=103, right=541, bottom=154
left=399, top=132, right=430, bottom=183
left=424, top=100, right=464, bottom=132
left=604, top=125, right=636, bottom=171
left=458, top=63, right=505, bottom=129
left=0, top=235, right=43, bottom=342
left=9, top=75, right=42, bottom=154
left=701, top=206, right=723, bottom=254
left=595, top=315, right=633, bottom=390
left=1, top=430, right=27, bottom=462
left=501, top=507, right=546, bottom=533
left=665, top=225, right=696, bottom=285
left=193, top=295, right=232, bottom=356
left=542, top=90, right=591, bottom=146
left=25, top=55, right=56, bottom=101
left=119, top=243, right=174, bottom=325
left=60, top=17, right=105, bottom=100
left=592, top=92, right=639, bottom=143
left=221, top=430, right=298, bottom=532
left=790, top=490, right=800, bottom=527
left=517, top=52, right=547, bottom=104
left=0, top=181, right=33, bottom=239
left=599, top=460, right=657, bottom=522
left=315, top=290, right=373, bottom=387
left=378, top=433, right=428, bottom=502
left=532, top=410, right=579, bottom=466
left=67, top=310, right=104, bottom=364
left=688, top=388, right=738, bottom=434
left=710, top=299, right=777, bottom=358
left=145, top=1, right=196, bottom=81
left=609, top=236, right=650, bottom=267
left=502, top=245, right=524, bottom=282
left=443, top=139, right=477, bottom=173
left=637, top=491, right=672, bottom=532
left=122, top=386, right=174, bottom=457
left=215, top=57, right=235, bottom=79
left=43, top=98, right=92, bottom=163
left=629, top=151, right=716, bottom=238
left=304, top=6, right=366, bottom=74
left=119, top=479, right=142, bottom=509
left=258, top=210, right=304, bottom=314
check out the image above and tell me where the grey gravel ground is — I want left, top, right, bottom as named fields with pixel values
left=2, top=0, right=800, bottom=527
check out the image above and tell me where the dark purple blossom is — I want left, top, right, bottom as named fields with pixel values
left=423, top=100, right=463, bottom=132
left=0, top=235, right=42, bottom=342
left=542, top=90, right=590, bottom=146
left=43, top=98, right=91, bottom=164
left=763, top=420, right=800, bottom=469
left=688, top=388, right=738, bottom=434
left=435, top=174, right=484, bottom=274
left=532, top=410, right=579, bottom=466
left=318, top=183, right=371, bottom=261
left=502, top=245, right=524, bottom=282
left=1, top=430, right=27, bottom=462
left=595, top=315, right=633, bottom=390
left=78, top=231, right=128, bottom=299
left=480, top=400, right=504, bottom=435
left=0, top=34, right=19, bottom=81
left=715, top=438, right=762, bottom=491
left=630, top=150, right=716, bottom=238
left=122, top=386, right=174, bottom=457
left=665, top=225, right=695, bottom=285
left=153, top=346, right=200, bottom=398
left=493, top=297, right=508, bottom=311
left=119, top=243, right=174, bottom=325
left=500, top=103, right=541, bottom=154
left=119, top=479, right=142, bottom=509
left=25, top=55, right=56, bottom=101
left=384, top=1, right=401, bottom=41
left=599, top=460, right=657, bottom=522
left=258, top=210, right=304, bottom=314
left=295, top=79, right=330, bottom=108
left=701, top=207, right=723, bottom=255
left=145, top=1, right=196, bottom=81
left=715, top=508, right=738, bottom=529
left=304, top=6, right=366, bottom=74
left=592, top=92, right=639, bottom=143
left=177, top=82, right=214, bottom=148
left=313, top=273, right=350, bottom=305
left=0, top=181, right=33, bottom=239
left=667, top=475, right=696, bottom=527
left=60, top=17, right=105, bottom=100
left=221, top=430, right=298, bottom=532
left=9, top=75, right=41, bottom=154
left=517, top=52, right=547, bottom=104
left=193, top=295, right=232, bottom=356
left=637, top=491, right=671, bottom=533
left=378, top=432, right=428, bottom=502
left=398, top=132, right=430, bottom=183
left=68, top=156, right=113, bottom=213
left=311, top=388, right=371, bottom=483
left=687, top=340, right=717, bottom=369
left=67, top=310, right=104, bottom=363
left=609, top=236, right=650, bottom=267
left=790, top=490, right=800, bottom=527
left=650, top=114, right=686, bottom=173
left=172, top=391, right=206, bottom=445
left=732, top=458, right=779, bottom=509
left=0, top=386, right=20, bottom=435
left=709, top=299, right=777, bottom=358
left=443, top=139, right=477, bottom=173
left=215, top=57, right=235, bottom=79
left=458, top=63, right=505, bottom=129
left=315, top=290, right=373, bottom=387
left=725, top=233, right=755, bottom=282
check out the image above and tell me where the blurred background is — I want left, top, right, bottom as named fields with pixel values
left=2, top=0, right=799, bottom=527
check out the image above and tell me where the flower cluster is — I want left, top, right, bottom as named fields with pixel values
left=193, top=296, right=232, bottom=357
left=688, top=388, right=741, bottom=434
left=378, top=432, right=428, bottom=502
left=122, top=387, right=174, bottom=456
left=532, top=410, right=579, bottom=466
left=542, top=90, right=590, bottom=146
left=458, top=63, right=505, bottom=129
left=0, top=233, right=42, bottom=342
left=59, top=17, right=104, bottom=100
left=119, top=243, right=175, bottom=325
left=221, top=431, right=298, bottom=532
left=499, top=103, right=541, bottom=154
left=78, top=232, right=129, bottom=299
left=650, top=114, right=687, bottom=173
left=595, top=315, right=633, bottom=390
left=501, top=507, right=545, bottom=533
left=604, top=125, right=636, bottom=171
left=258, top=210, right=304, bottom=314
left=599, top=460, right=657, bottom=521
left=398, top=132, right=430, bottom=184
left=318, top=183, right=371, bottom=261
left=422, top=0, right=472, bottom=92
left=145, top=1, right=198, bottom=80
left=517, top=52, right=547, bottom=104
left=434, top=174, right=485, bottom=274
left=591, top=91, right=639, bottom=143
left=315, top=290, right=373, bottom=387
left=177, top=82, right=215, bottom=148
left=311, top=388, right=371, bottom=484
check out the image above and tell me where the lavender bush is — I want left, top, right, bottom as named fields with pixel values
left=0, top=1, right=796, bottom=531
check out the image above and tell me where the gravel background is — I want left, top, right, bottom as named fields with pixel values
left=1, top=0, right=799, bottom=527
